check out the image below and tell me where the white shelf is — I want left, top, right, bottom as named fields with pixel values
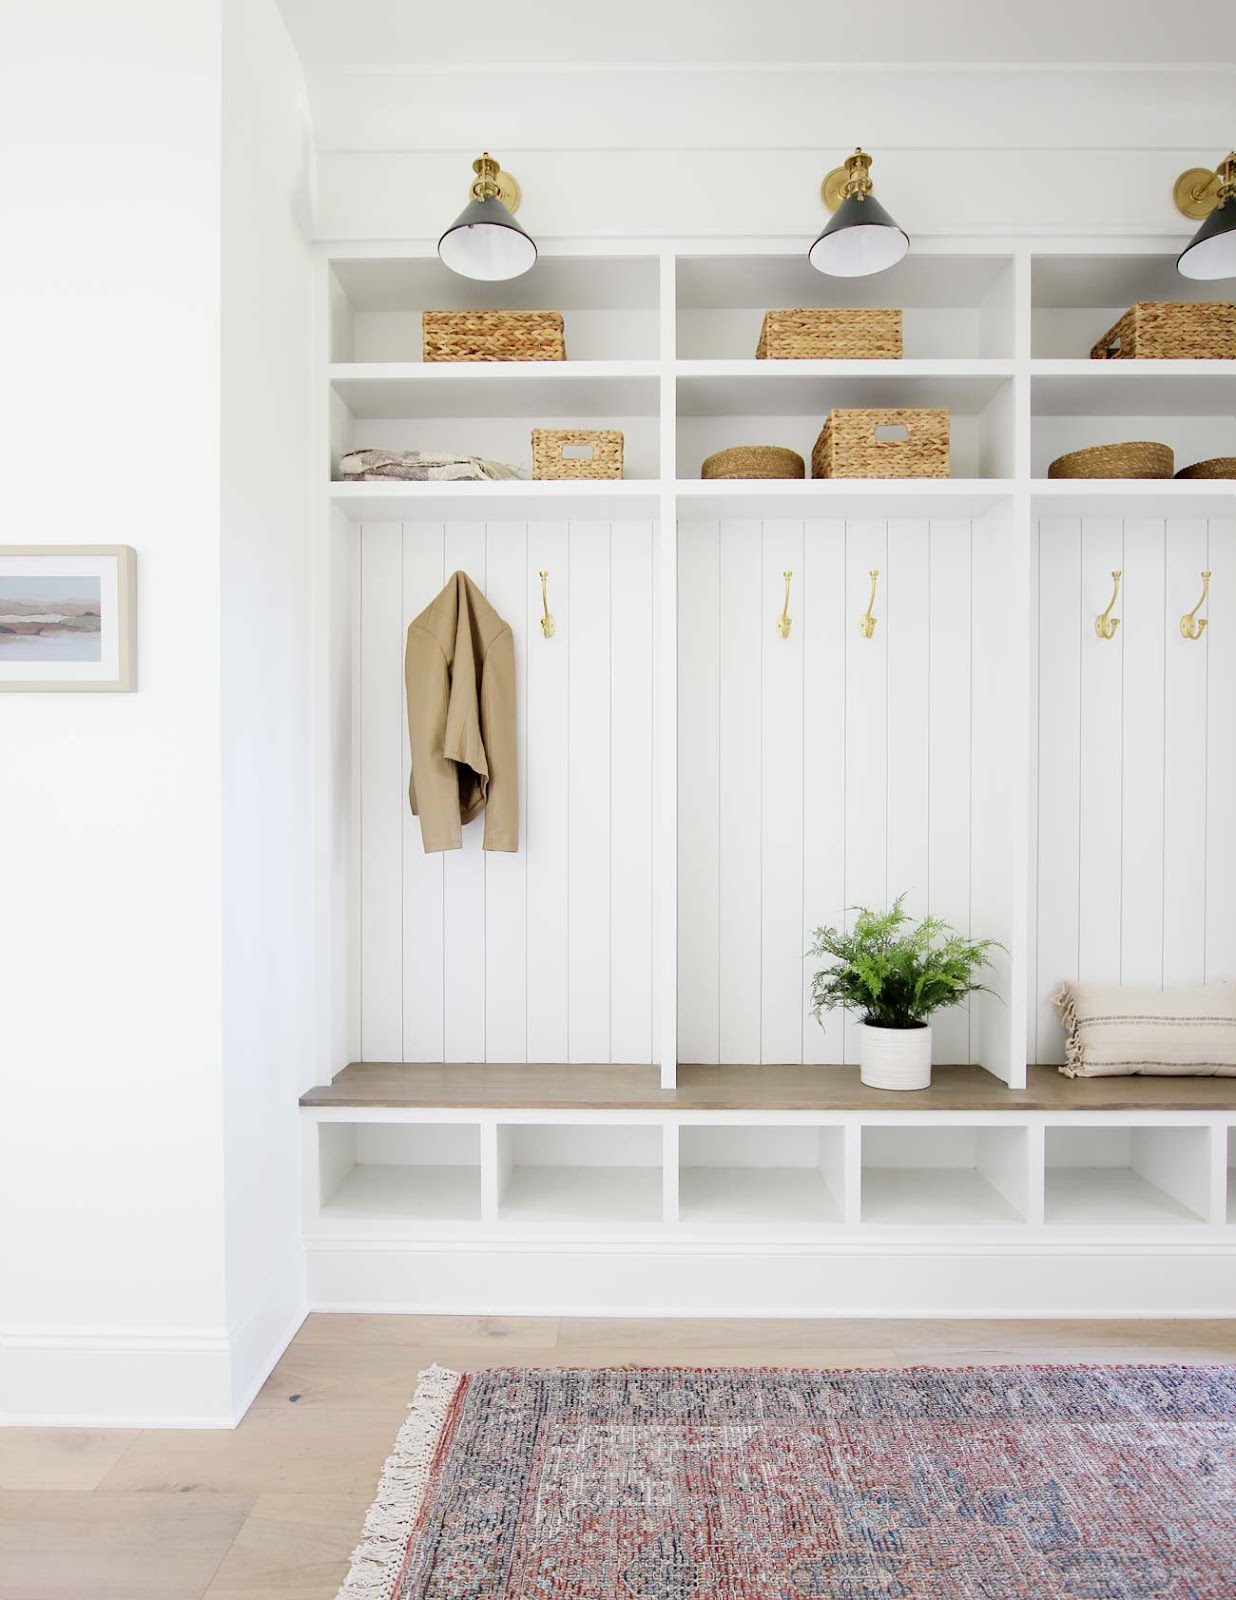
left=861, top=1167, right=1023, bottom=1225
left=1032, top=362, right=1236, bottom=416
left=676, top=362, right=1013, bottom=417
left=330, top=478, right=661, bottom=521
left=1045, top=1168, right=1204, bottom=1226
left=321, top=1163, right=481, bottom=1222
left=1032, top=479, right=1235, bottom=518
left=330, top=361, right=661, bottom=419
left=499, top=1165, right=662, bottom=1226
left=676, top=477, right=1010, bottom=519
left=331, top=255, right=660, bottom=315
left=678, top=1166, right=841, bottom=1224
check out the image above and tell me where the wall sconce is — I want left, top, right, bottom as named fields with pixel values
left=809, top=148, right=909, bottom=278
left=1174, top=152, right=1236, bottom=280
left=438, top=153, right=537, bottom=281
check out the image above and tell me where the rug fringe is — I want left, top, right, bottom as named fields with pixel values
left=335, top=1363, right=461, bottom=1600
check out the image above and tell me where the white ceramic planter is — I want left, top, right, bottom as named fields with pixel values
left=858, top=1022, right=932, bottom=1091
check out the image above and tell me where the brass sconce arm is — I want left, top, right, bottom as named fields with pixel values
left=1174, top=152, right=1236, bottom=219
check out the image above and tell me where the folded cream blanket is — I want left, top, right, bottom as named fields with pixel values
left=1053, top=980, right=1236, bottom=1077
left=341, top=449, right=525, bottom=483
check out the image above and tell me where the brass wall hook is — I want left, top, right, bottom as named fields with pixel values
left=1180, top=570, right=1211, bottom=640
left=776, top=571, right=793, bottom=639
left=859, top=569, right=879, bottom=639
left=1095, top=570, right=1122, bottom=640
left=538, top=569, right=555, bottom=639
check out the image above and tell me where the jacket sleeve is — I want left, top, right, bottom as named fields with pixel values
left=479, top=623, right=518, bottom=852
left=405, top=624, right=463, bottom=852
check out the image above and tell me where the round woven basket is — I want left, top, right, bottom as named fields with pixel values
left=702, top=445, right=805, bottom=480
left=1047, top=442, right=1174, bottom=480
left=1176, top=456, right=1236, bottom=480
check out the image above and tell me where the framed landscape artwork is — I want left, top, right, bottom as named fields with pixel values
left=0, top=546, right=136, bottom=692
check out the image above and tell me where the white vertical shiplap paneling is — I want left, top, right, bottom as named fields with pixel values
left=1120, top=519, right=1167, bottom=987
left=481, top=522, right=528, bottom=1062
left=567, top=522, right=613, bottom=1062
left=926, top=520, right=973, bottom=1065
left=611, top=521, right=655, bottom=1064
left=1206, top=520, right=1236, bottom=985
left=401, top=524, right=446, bottom=1061
left=1077, top=521, right=1123, bottom=990
left=676, top=522, right=721, bottom=1063
left=760, top=520, right=805, bottom=1063
left=1162, top=520, right=1210, bottom=988
left=525, top=523, right=571, bottom=1062
left=675, top=521, right=723, bottom=1062
left=441, top=523, right=487, bottom=1061
left=359, top=522, right=404, bottom=1061
left=1031, top=515, right=1235, bottom=1047
left=717, top=520, right=763, bottom=1064
left=885, top=521, right=931, bottom=923
left=1033, top=520, right=1081, bottom=1065
left=676, top=515, right=999, bottom=1069
left=801, top=521, right=846, bottom=1065
left=361, top=518, right=656, bottom=1065
left=843, top=521, right=889, bottom=1064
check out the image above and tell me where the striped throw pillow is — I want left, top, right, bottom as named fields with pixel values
left=1053, top=981, right=1236, bottom=1077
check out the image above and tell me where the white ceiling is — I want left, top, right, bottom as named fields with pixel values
left=276, top=0, right=1234, bottom=67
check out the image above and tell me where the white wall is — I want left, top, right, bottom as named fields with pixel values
left=0, top=0, right=228, bottom=1424
left=0, top=0, right=313, bottom=1425
left=219, top=0, right=315, bottom=1416
left=305, top=66, right=1236, bottom=243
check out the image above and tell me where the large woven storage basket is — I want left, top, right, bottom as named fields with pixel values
left=1048, top=441, right=1174, bottom=479
left=757, top=308, right=902, bottom=360
left=1090, top=302, right=1236, bottom=360
left=813, top=408, right=949, bottom=479
left=531, top=428, right=623, bottom=480
left=701, top=445, right=805, bottom=480
left=422, top=310, right=565, bottom=362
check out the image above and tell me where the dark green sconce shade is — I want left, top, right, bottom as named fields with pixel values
left=1177, top=195, right=1236, bottom=281
left=438, top=154, right=537, bottom=281
left=809, top=148, right=909, bottom=279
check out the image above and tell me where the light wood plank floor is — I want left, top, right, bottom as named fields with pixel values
left=3, top=1315, right=1234, bottom=1600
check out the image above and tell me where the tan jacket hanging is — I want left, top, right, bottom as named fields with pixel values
left=404, top=571, right=518, bottom=852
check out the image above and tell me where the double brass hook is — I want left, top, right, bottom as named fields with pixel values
left=1095, top=570, right=1121, bottom=640
left=1180, top=570, right=1211, bottom=641
left=776, top=571, right=793, bottom=639
left=859, top=570, right=879, bottom=639
left=539, top=569, right=555, bottom=639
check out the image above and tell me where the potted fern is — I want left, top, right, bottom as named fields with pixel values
left=808, top=898, right=1001, bottom=1090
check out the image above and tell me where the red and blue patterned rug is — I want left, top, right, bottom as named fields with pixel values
left=338, top=1363, right=1236, bottom=1600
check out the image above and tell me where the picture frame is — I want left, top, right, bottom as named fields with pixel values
left=0, top=545, right=136, bottom=692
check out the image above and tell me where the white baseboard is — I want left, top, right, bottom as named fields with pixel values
left=306, top=1237, right=1236, bottom=1318
left=1, top=1280, right=307, bottom=1428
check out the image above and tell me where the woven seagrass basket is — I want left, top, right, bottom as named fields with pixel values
left=701, top=445, right=805, bottom=480
left=757, top=308, right=902, bottom=360
left=423, top=310, right=565, bottom=362
left=1176, top=456, right=1236, bottom=479
left=531, top=428, right=623, bottom=480
left=1048, top=442, right=1174, bottom=479
left=812, top=408, right=949, bottom=479
left=1090, top=302, right=1236, bottom=360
